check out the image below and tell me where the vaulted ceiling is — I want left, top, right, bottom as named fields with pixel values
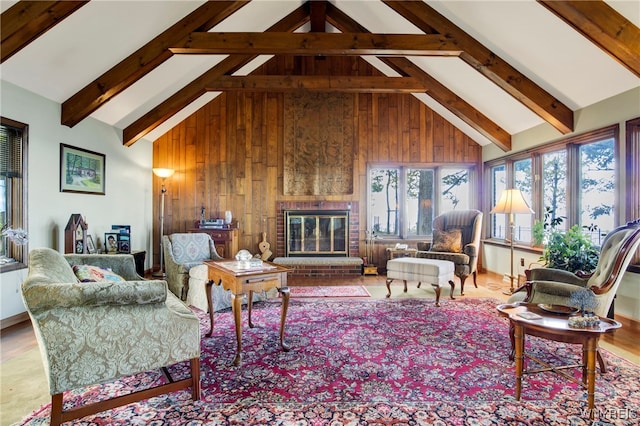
left=1, top=1, right=638, bottom=152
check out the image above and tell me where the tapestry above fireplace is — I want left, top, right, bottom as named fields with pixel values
left=283, top=93, right=354, bottom=195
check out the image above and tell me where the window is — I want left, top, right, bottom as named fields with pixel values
left=626, top=117, right=640, bottom=267
left=490, top=165, right=506, bottom=239
left=369, top=165, right=475, bottom=238
left=486, top=125, right=618, bottom=245
left=542, top=150, right=567, bottom=232
left=1, top=117, right=28, bottom=270
left=514, top=158, right=533, bottom=242
left=578, top=139, right=615, bottom=245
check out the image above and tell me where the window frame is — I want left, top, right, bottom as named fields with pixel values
left=1, top=117, right=28, bottom=273
left=625, top=117, right=640, bottom=269
left=368, top=163, right=478, bottom=240
left=485, top=124, right=619, bottom=246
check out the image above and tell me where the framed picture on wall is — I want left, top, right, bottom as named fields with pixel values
left=60, top=144, right=106, bottom=195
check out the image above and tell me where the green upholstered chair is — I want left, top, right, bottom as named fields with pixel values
left=164, top=233, right=273, bottom=313
left=163, top=233, right=223, bottom=301
left=21, top=248, right=201, bottom=426
left=416, top=209, right=483, bottom=295
left=514, top=219, right=640, bottom=318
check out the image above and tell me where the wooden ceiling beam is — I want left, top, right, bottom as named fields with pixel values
left=203, top=75, right=426, bottom=92
left=61, top=1, right=249, bottom=128
left=123, top=4, right=310, bottom=147
left=170, top=32, right=462, bottom=56
left=310, top=1, right=327, bottom=32
left=326, top=2, right=511, bottom=151
left=383, top=0, right=574, bottom=135
left=538, top=0, right=640, bottom=78
left=1, top=1, right=88, bottom=64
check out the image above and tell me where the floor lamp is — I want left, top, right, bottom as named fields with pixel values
left=152, top=168, right=175, bottom=278
left=490, top=189, right=534, bottom=295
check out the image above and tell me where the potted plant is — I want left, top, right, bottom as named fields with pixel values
left=540, top=224, right=600, bottom=274
left=533, top=208, right=600, bottom=274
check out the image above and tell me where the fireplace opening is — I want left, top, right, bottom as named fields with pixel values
left=285, top=210, right=349, bottom=257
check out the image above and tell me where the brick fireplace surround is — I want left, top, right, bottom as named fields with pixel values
left=275, top=201, right=362, bottom=277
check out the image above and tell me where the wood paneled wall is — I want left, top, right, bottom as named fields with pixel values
left=152, top=56, right=482, bottom=267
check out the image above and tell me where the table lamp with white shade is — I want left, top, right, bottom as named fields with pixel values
left=490, top=189, right=534, bottom=294
left=152, top=168, right=175, bottom=277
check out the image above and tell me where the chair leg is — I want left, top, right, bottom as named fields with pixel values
left=191, top=358, right=201, bottom=400
left=458, top=274, right=469, bottom=295
left=385, top=278, right=393, bottom=298
left=472, top=271, right=478, bottom=288
left=50, top=393, right=63, bottom=426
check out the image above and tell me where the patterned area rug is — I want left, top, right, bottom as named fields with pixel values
left=290, top=285, right=370, bottom=298
left=18, top=298, right=639, bottom=425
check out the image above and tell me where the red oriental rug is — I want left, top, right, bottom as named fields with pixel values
left=289, top=285, right=370, bottom=298
left=17, top=298, right=639, bottom=425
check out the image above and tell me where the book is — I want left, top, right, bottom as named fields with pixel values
left=516, top=312, right=542, bottom=320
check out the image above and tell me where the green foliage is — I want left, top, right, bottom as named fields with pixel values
left=541, top=224, right=600, bottom=274
left=532, top=220, right=545, bottom=247
left=532, top=207, right=565, bottom=246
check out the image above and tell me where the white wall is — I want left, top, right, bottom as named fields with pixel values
left=482, top=87, right=640, bottom=320
left=1, top=81, right=154, bottom=321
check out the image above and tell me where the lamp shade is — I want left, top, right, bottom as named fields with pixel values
left=152, top=168, right=175, bottom=179
left=490, top=189, right=534, bottom=215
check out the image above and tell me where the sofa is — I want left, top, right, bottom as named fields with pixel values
left=21, top=248, right=201, bottom=425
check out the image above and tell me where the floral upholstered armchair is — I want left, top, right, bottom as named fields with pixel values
left=163, top=232, right=223, bottom=301
left=21, top=248, right=201, bottom=426
left=416, top=209, right=483, bottom=295
left=164, top=233, right=272, bottom=312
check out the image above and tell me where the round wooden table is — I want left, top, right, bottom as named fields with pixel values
left=497, top=302, right=621, bottom=419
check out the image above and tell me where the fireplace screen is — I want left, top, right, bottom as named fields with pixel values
left=285, top=210, right=349, bottom=257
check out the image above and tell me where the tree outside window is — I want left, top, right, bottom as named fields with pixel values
left=369, top=166, right=474, bottom=239
left=579, top=139, right=615, bottom=244
left=514, top=158, right=533, bottom=242
left=543, top=150, right=567, bottom=232
left=488, top=125, right=618, bottom=247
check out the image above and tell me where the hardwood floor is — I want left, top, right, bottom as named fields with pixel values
left=2, top=271, right=638, bottom=363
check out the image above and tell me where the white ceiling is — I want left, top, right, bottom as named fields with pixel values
left=1, top=0, right=638, bottom=148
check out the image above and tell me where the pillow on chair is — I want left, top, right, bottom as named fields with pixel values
left=431, top=229, right=463, bottom=253
left=73, top=264, right=125, bottom=283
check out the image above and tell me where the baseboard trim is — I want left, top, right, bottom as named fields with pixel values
left=1, top=311, right=29, bottom=330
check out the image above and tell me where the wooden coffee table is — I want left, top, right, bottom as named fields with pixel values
left=497, top=302, right=621, bottom=418
left=204, top=260, right=292, bottom=366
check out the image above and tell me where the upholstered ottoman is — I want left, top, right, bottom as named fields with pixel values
left=386, top=257, right=455, bottom=306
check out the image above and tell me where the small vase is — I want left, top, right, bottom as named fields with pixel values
left=224, top=210, right=233, bottom=224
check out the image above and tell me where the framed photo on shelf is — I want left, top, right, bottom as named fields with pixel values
left=86, top=235, right=97, bottom=254
left=105, top=233, right=119, bottom=254
left=118, top=240, right=130, bottom=254
left=60, top=144, right=106, bottom=195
